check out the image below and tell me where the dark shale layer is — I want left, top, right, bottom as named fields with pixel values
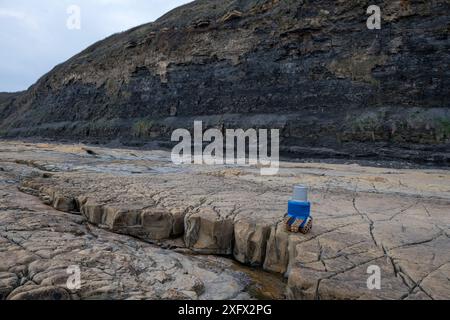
left=0, top=0, right=449, bottom=163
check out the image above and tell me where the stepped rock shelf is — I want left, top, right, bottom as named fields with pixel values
left=0, top=141, right=449, bottom=300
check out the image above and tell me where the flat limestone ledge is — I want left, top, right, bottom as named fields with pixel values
left=20, top=170, right=287, bottom=263
left=264, top=192, right=450, bottom=300
left=19, top=169, right=450, bottom=299
left=0, top=179, right=255, bottom=300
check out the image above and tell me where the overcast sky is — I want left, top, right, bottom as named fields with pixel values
left=0, top=0, right=192, bottom=92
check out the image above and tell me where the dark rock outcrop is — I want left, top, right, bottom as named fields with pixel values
left=0, top=0, right=449, bottom=163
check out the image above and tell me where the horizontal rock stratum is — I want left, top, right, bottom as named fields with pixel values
left=0, top=0, right=449, bottom=163
left=1, top=141, right=449, bottom=300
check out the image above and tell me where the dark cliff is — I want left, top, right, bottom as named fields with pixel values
left=0, top=0, right=449, bottom=163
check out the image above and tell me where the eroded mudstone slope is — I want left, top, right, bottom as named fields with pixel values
left=1, top=1, right=449, bottom=163
left=1, top=141, right=449, bottom=299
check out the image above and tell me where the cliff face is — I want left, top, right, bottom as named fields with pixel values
left=1, top=0, right=449, bottom=163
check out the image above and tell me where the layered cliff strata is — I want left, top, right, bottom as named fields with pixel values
left=0, top=0, right=449, bottom=163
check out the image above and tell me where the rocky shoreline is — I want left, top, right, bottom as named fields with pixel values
left=1, top=141, right=449, bottom=300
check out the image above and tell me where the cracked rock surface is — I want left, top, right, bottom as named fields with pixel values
left=0, top=180, right=285, bottom=300
left=0, top=143, right=287, bottom=300
left=1, top=141, right=449, bottom=300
